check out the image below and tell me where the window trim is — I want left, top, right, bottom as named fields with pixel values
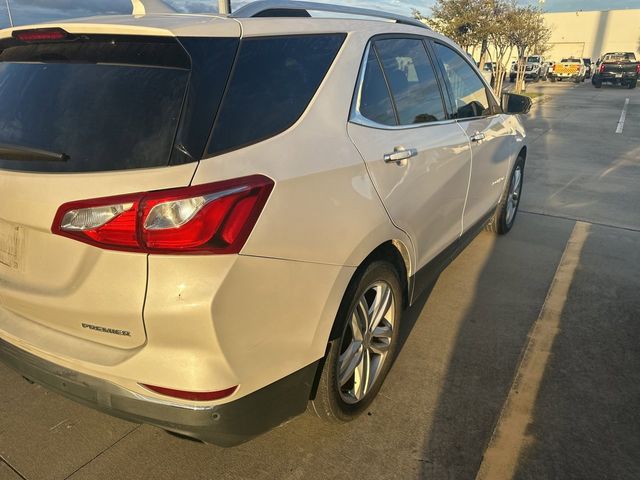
left=429, top=39, right=503, bottom=122
left=349, top=34, right=457, bottom=131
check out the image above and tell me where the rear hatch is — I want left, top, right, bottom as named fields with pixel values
left=0, top=24, right=238, bottom=349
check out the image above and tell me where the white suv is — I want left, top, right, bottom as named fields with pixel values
left=0, top=1, right=530, bottom=446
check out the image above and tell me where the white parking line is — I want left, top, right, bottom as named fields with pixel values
left=475, top=221, right=591, bottom=480
left=616, top=98, right=630, bottom=134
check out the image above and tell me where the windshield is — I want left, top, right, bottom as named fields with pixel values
left=603, top=53, right=636, bottom=63
left=0, top=36, right=190, bottom=173
left=527, top=56, right=540, bottom=63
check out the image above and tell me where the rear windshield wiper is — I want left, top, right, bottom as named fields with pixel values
left=0, top=143, right=70, bottom=162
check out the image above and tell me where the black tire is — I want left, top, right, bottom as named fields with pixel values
left=593, top=80, right=602, bottom=88
left=486, top=156, right=525, bottom=235
left=629, top=80, right=637, bottom=90
left=311, top=261, right=403, bottom=422
left=550, top=76, right=556, bottom=82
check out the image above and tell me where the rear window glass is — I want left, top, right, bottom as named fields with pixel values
left=603, top=53, right=636, bottom=62
left=207, top=34, right=345, bottom=155
left=0, top=37, right=190, bottom=173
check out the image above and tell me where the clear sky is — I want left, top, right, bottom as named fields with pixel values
left=1, top=0, right=639, bottom=29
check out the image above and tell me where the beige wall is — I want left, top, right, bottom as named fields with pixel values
left=544, top=9, right=640, bottom=61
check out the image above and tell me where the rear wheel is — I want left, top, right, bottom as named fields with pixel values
left=629, top=80, right=637, bottom=90
left=486, top=156, right=524, bottom=235
left=550, top=76, right=556, bottom=82
left=593, top=79, right=602, bottom=88
left=311, top=261, right=402, bottom=422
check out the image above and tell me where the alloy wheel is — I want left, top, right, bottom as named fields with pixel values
left=506, top=165, right=522, bottom=226
left=337, top=281, right=395, bottom=404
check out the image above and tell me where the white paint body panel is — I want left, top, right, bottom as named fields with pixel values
left=0, top=14, right=527, bottom=408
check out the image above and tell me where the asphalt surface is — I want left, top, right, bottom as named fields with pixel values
left=1, top=80, right=639, bottom=480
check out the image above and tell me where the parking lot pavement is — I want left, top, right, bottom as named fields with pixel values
left=1, top=81, right=639, bottom=480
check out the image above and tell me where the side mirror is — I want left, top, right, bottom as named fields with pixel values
left=502, top=93, right=532, bottom=115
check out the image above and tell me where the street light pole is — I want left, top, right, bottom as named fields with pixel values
left=218, top=0, right=231, bottom=14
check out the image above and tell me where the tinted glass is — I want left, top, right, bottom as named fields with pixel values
left=603, top=53, right=635, bottom=62
left=375, top=39, right=445, bottom=125
left=208, top=34, right=345, bottom=155
left=0, top=38, right=190, bottom=173
left=434, top=43, right=490, bottom=120
left=358, top=47, right=396, bottom=126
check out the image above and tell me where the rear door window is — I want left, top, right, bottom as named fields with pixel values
left=374, top=38, right=446, bottom=125
left=207, top=34, right=346, bottom=155
left=0, top=36, right=191, bottom=173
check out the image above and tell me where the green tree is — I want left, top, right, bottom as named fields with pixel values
left=413, top=0, right=495, bottom=67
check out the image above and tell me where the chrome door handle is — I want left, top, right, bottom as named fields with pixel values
left=383, top=147, right=417, bottom=165
left=470, top=132, right=486, bottom=143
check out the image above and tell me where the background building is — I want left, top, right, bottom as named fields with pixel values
left=544, top=9, right=640, bottom=61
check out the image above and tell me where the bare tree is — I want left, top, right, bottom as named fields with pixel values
left=488, top=1, right=516, bottom=96
left=509, top=6, right=551, bottom=93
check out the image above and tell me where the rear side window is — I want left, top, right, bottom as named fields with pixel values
left=433, top=42, right=491, bottom=120
left=374, top=38, right=445, bottom=125
left=208, top=34, right=345, bottom=155
left=0, top=36, right=191, bottom=173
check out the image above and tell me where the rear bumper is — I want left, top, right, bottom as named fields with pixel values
left=0, top=337, right=319, bottom=447
left=597, top=73, right=638, bottom=81
left=549, top=72, right=580, bottom=78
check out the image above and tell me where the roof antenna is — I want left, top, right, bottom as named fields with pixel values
left=4, top=0, right=13, bottom=27
left=218, top=0, right=231, bottom=14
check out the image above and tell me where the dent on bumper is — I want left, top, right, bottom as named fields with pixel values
left=0, top=338, right=319, bottom=447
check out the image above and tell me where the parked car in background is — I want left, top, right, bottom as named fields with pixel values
left=0, top=1, right=531, bottom=447
left=582, top=58, right=593, bottom=78
left=549, top=58, right=586, bottom=83
left=510, top=55, right=549, bottom=83
left=592, top=52, right=639, bottom=89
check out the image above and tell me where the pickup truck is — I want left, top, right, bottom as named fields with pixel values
left=510, top=55, right=549, bottom=83
left=549, top=58, right=586, bottom=83
left=592, top=52, right=639, bottom=89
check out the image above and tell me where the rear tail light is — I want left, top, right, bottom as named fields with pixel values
left=52, top=175, right=274, bottom=254
left=12, top=27, right=69, bottom=42
left=636, top=64, right=640, bottom=74
left=600, top=63, right=606, bottom=74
